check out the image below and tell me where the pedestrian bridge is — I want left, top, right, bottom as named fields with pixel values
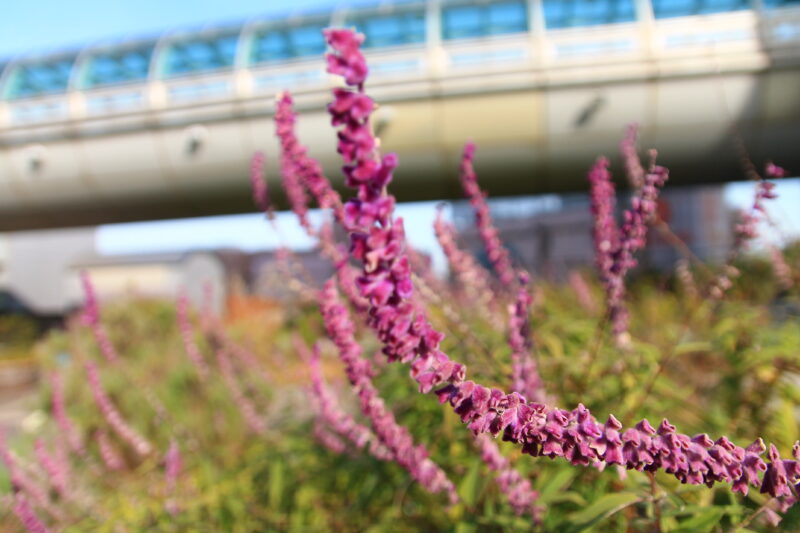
left=1, top=0, right=799, bottom=229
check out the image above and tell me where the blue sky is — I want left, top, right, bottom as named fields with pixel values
left=0, top=0, right=338, bottom=58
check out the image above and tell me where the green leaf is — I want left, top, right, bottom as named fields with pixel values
left=458, top=459, right=483, bottom=507
left=269, top=461, right=284, bottom=510
left=537, top=469, right=577, bottom=503
left=671, top=507, right=725, bottom=533
left=567, top=492, right=640, bottom=532
left=454, top=524, right=477, bottom=533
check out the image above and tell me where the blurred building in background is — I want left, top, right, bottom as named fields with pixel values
left=454, top=184, right=734, bottom=278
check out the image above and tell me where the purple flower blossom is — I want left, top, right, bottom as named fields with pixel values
left=433, top=207, right=496, bottom=314
left=85, top=361, right=152, bottom=456
left=459, top=142, right=516, bottom=287
left=276, top=92, right=345, bottom=224
left=275, top=93, right=313, bottom=234
left=710, top=163, right=782, bottom=299
left=620, top=123, right=645, bottom=188
left=475, top=434, right=541, bottom=520
left=50, top=372, right=84, bottom=455
left=12, top=494, right=50, bottom=533
left=313, top=421, right=348, bottom=454
left=176, top=291, right=210, bottom=380
left=734, top=179, right=777, bottom=244
left=324, top=29, right=368, bottom=87
left=1, top=435, right=50, bottom=515
left=95, top=429, right=124, bottom=471
left=165, top=439, right=181, bottom=492
left=250, top=150, right=273, bottom=219
left=80, top=272, right=119, bottom=364
left=324, top=28, right=800, bottom=510
left=214, top=345, right=267, bottom=435
left=508, top=272, right=545, bottom=403
left=588, top=153, right=668, bottom=340
left=320, top=279, right=458, bottom=503
left=307, top=341, right=393, bottom=461
left=33, top=440, right=68, bottom=497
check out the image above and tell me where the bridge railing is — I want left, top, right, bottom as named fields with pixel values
left=1, top=5, right=800, bottom=131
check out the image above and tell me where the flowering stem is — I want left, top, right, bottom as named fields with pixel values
left=322, top=27, right=800, bottom=512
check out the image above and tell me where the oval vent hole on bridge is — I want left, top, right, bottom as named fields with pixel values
left=184, top=124, right=209, bottom=156
left=574, top=95, right=606, bottom=128
left=23, top=144, right=47, bottom=175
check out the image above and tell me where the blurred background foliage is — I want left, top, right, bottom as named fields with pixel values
left=0, top=243, right=798, bottom=531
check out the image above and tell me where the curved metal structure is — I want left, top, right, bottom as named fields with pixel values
left=1, top=0, right=799, bottom=229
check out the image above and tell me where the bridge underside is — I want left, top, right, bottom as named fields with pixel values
left=1, top=67, right=799, bottom=230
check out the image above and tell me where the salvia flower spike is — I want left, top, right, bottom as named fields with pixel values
left=12, top=493, right=51, bottom=533
left=459, top=142, right=516, bottom=287
left=307, top=341, right=392, bottom=461
left=320, top=279, right=458, bottom=502
left=176, top=291, right=211, bottom=380
left=324, top=27, right=800, bottom=512
left=85, top=361, right=152, bottom=456
left=80, top=272, right=119, bottom=363
left=507, top=272, right=545, bottom=403
left=51, top=372, right=84, bottom=455
left=249, top=150, right=273, bottom=218
left=476, top=434, right=541, bottom=520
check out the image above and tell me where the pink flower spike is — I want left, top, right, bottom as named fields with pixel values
left=12, top=494, right=51, bottom=533
left=51, top=372, right=84, bottom=455
left=324, top=28, right=799, bottom=514
left=459, top=142, right=516, bottom=287
left=85, top=361, right=152, bottom=456
left=79, top=271, right=119, bottom=363
left=249, top=150, right=273, bottom=219
left=176, top=291, right=210, bottom=380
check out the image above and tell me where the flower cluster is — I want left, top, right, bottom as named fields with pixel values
left=709, top=163, right=783, bottom=299
left=734, top=180, right=778, bottom=243
left=459, top=142, right=516, bottom=287
left=320, top=279, right=458, bottom=502
left=324, top=29, right=465, bottom=396
left=249, top=150, right=272, bottom=218
left=95, top=429, right=124, bottom=471
left=12, top=494, right=50, bottom=533
left=307, top=341, right=393, bottom=461
left=433, top=207, right=496, bottom=313
left=214, top=344, right=266, bottom=435
left=475, top=434, right=541, bottom=520
left=85, top=361, right=152, bottom=456
left=325, top=27, right=800, bottom=510
left=507, top=272, right=545, bottom=403
left=50, top=372, right=84, bottom=455
left=588, top=154, right=668, bottom=339
left=1, top=435, right=50, bottom=519
left=79, top=272, right=119, bottom=364
left=275, top=93, right=313, bottom=234
left=276, top=93, right=346, bottom=222
left=619, top=123, right=645, bottom=188
left=271, top=94, right=372, bottom=313
left=176, top=291, right=210, bottom=380
left=33, top=440, right=68, bottom=497
left=165, top=439, right=181, bottom=491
